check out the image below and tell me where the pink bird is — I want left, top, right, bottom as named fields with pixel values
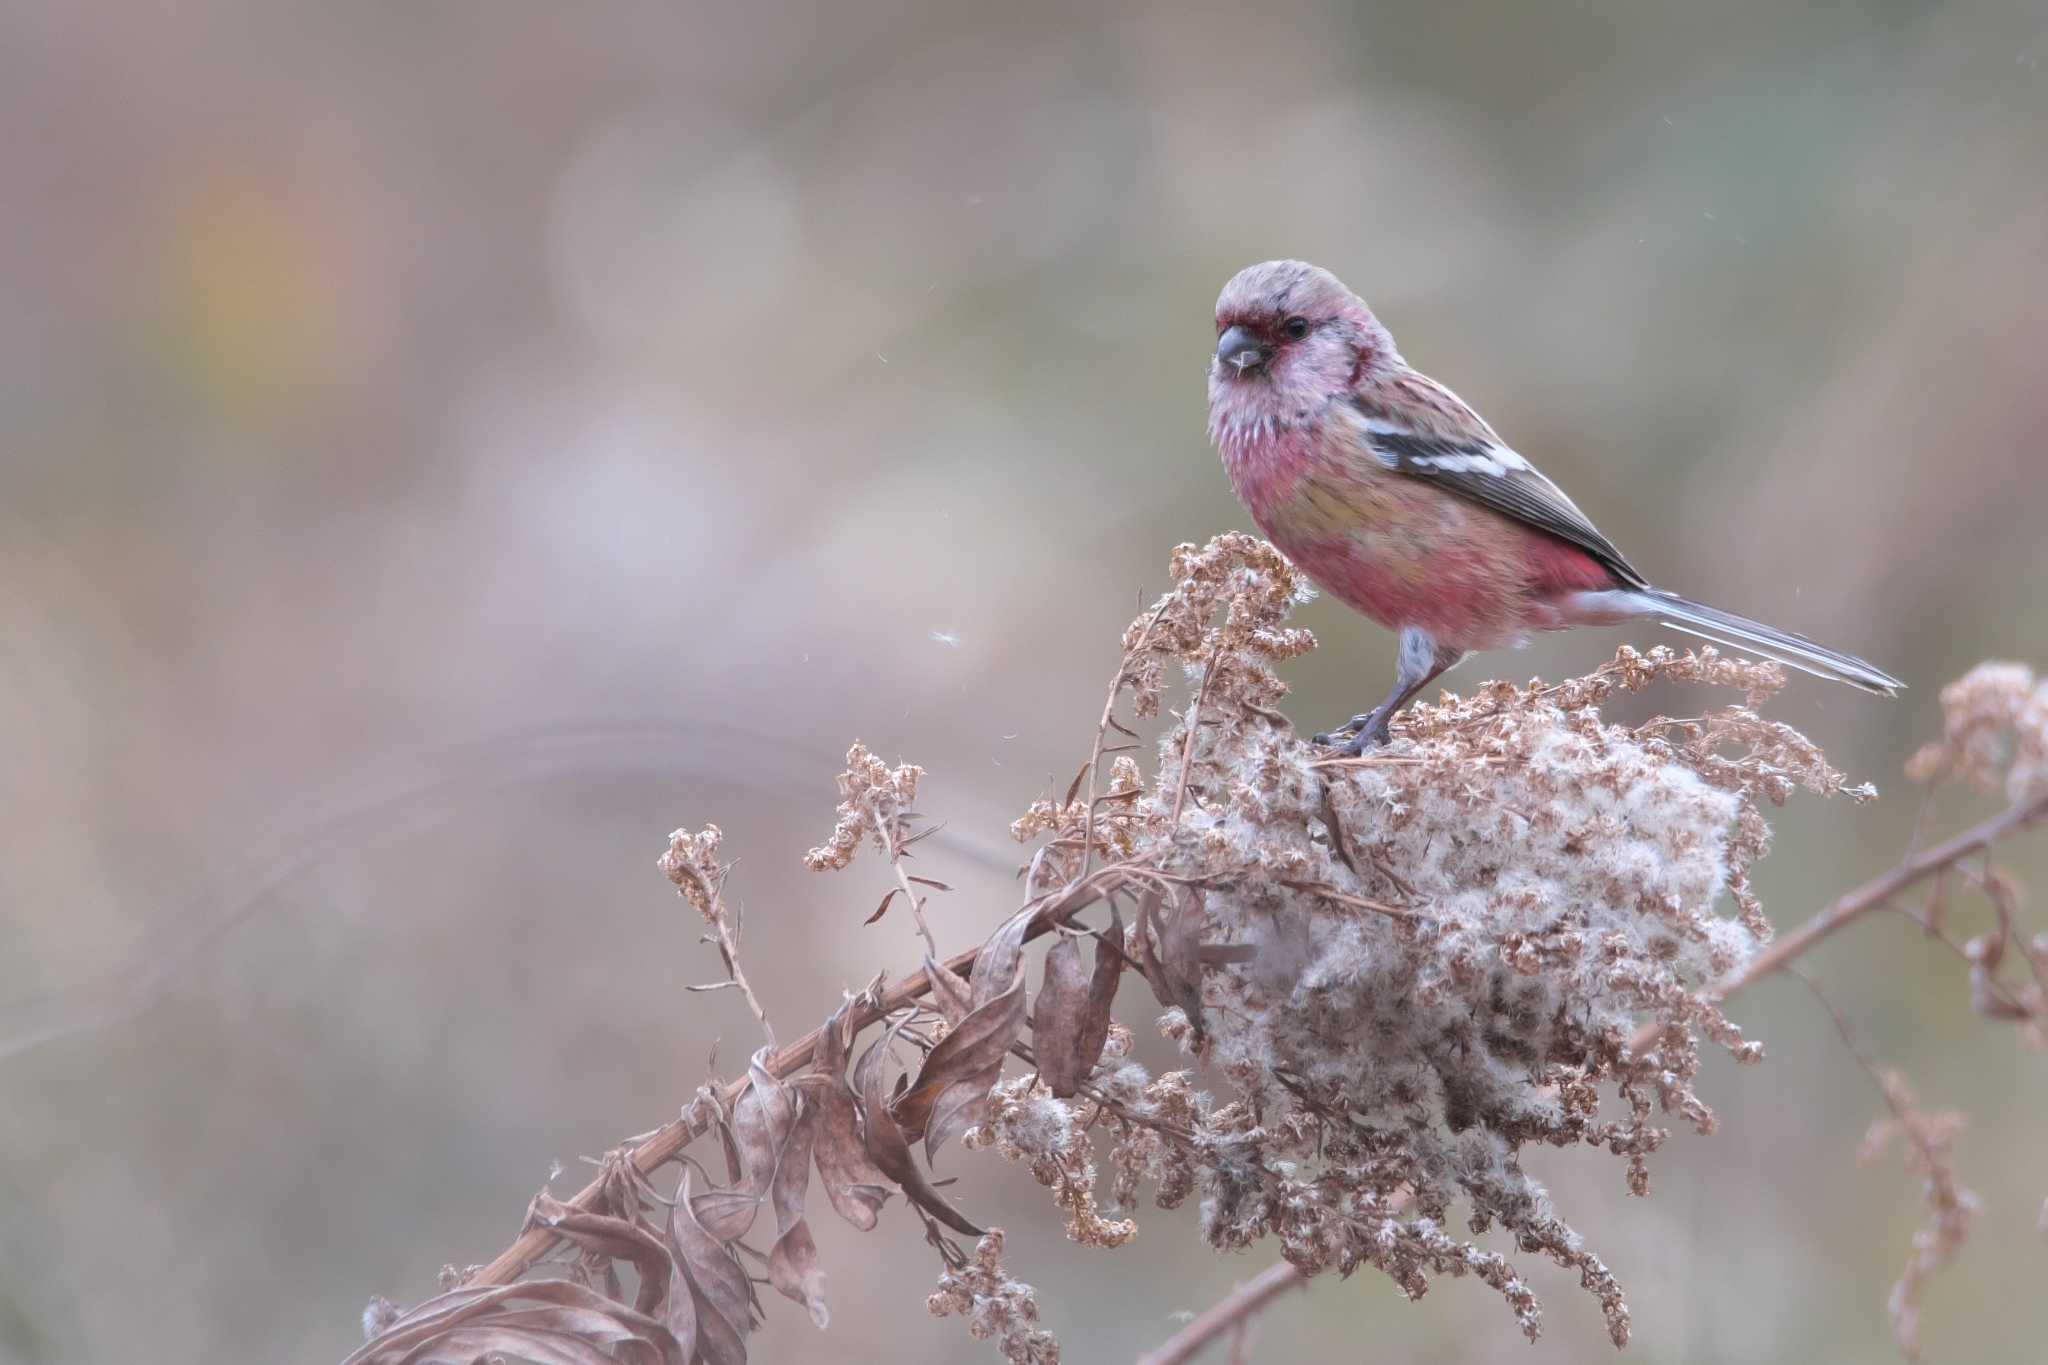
left=1206, top=259, right=1900, bottom=756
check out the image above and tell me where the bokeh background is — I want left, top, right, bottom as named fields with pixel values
left=4, top=1, right=2046, bottom=1361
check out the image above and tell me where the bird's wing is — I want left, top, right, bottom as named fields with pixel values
left=1350, top=391, right=1649, bottom=591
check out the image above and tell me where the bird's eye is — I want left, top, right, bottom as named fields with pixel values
left=1283, top=316, right=1310, bottom=340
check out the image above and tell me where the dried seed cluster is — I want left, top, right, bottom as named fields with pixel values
left=1857, top=1069, right=1978, bottom=1361
left=994, top=535, right=1869, bottom=1348
left=360, top=533, right=2013, bottom=1365
left=927, top=1230, right=1061, bottom=1365
left=658, top=823, right=727, bottom=921
left=1908, top=660, right=2048, bottom=804
left=803, top=741, right=925, bottom=872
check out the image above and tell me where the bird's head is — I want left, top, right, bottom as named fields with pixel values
left=1208, top=260, right=1397, bottom=426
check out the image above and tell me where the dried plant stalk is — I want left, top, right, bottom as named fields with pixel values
left=352, top=535, right=2048, bottom=1365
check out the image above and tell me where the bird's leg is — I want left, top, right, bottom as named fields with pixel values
left=1313, top=628, right=1466, bottom=756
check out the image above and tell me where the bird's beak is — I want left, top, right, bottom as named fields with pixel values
left=1215, top=325, right=1270, bottom=375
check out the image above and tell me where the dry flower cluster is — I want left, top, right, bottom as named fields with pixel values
left=1858, top=1067, right=1977, bottom=1361
left=1900, top=662, right=2048, bottom=1050
left=349, top=535, right=2048, bottom=1365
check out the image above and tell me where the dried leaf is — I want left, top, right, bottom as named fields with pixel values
left=1034, top=909, right=1124, bottom=1097
left=896, top=907, right=1038, bottom=1159
left=594, top=1146, right=664, bottom=1223
left=1319, top=777, right=1363, bottom=878
left=1080, top=905, right=1125, bottom=1062
left=891, top=972, right=1025, bottom=1135
left=770, top=1094, right=815, bottom=1237
left=733, top=1048, right=796, bottom=1199
left=810, top=1003, right=894, bottom=1231
left=1031, top=934, right=1088, bottom=1098
left=525, top=1193, right=670, bottom=1318
left=670, top=1167, right=756, bottom=1355
left=970, top=907, right=1034, bottom=1010
left=865, top=889, right=897, bottom=925
left=1135, top=889, right=1166, bottom=999
left=893, top=972, right=1026, bottom=1157
left=715, top=1103, right=744, bottom=1187
left=1139, top=887, right=1208, bottom=1039
left=855, top=1030, right=982, bottom=1237
left=767, top=1219, right=830, bottom=1329
left=1063, top=760, right=1091, bottom=808
left=385, top=1323, right=628, bottom=1365
left=762, top=1091, right=829, bottom=1326
left=907, top=874, right=952, bottom=890
left=690, top=1052, right=794, bottom=1258
left=676, top=1267, right=747, bottom=1365
left=923, top=957, right=975, bottom=1026
left=918, top=1077, right=990, bottom=1164
left=688, top=1188, right=764, bottom=1243
left=340, top=1280, right=685, bottom=1365
left=660, top=1263, right=698, bottom=1365
left=567, top=1251, right=624, bottom=1308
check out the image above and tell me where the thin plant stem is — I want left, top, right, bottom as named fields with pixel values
left=1133, top=1261, right=1305, bottom=1365
left=1630, top=787, right=2048, bottom=1055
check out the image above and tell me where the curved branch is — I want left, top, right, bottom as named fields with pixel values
left=466, top=749, right=2048, bottom=1303
left=1631, top=786, right=2048, bottom=1054
left=1134, top=1261, right=1304, bottom=1365
left=468, top=979, right=927, bottom=1287
left=467, top=870, right=1135, bottom=1288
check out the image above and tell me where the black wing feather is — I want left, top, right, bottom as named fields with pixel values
left=1364, top=428, right=1648, bottom=590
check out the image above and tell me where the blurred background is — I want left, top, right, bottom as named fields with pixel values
left=3, top=1, right=2046, bottom=1361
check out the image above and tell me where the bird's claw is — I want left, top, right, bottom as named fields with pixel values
left=1315, top=712, right=1391, bottom=756
left=1311, top=712, right=1375, bottom=746
left=1328, top=727, right=1390, bottom=758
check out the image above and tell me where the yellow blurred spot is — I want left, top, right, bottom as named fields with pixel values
left=158, top=173, right=339, bottom=434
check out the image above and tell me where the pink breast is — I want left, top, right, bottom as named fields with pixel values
left=1219, top=415, right=1614, bottom=650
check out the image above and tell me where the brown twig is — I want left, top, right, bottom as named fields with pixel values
left=1277, top=879, right=1414, bottom=920
left=708, top=910, right=775, bottom=1047
left=1631, top=787, right=2048, bottom=1054
left=1728, top=789, right=2048, bottom=990
left=667, top=860, right=775, bottom=1046
left=1082, top=599, right=1172, bottom=879
left=466, top=857, right=1160, bottom=1289
left=1168, top=634, right=1228, bottom=828
left=467, top=896, right=1079, bottom=1289
left=1133, top=1261, right=1305, bottom=1365
left=476, top=766, right=2048, bottom=1318
left=1789, top=966, right=1886, bottom=1084
left=875, top=806, right=941, bottom=960
left=1310, top=754, right=1509, bottom=769
left=1882, top=896, right=2034, bottom=1016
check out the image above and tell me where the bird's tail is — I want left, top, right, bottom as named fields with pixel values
left=1608, top=590, right=1902, bottom=696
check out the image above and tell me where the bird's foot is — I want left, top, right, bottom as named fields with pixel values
left=1311, top=712, right=1374, bottom=745
left=1314, top=711, right=1392, bottom=757
left=1327, top=724, right=1391, bottom=758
